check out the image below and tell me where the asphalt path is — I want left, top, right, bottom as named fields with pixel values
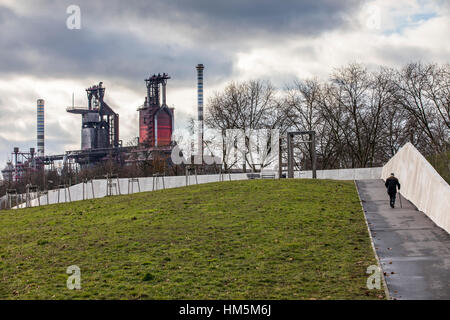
left=356, top=179, right=450, bottom=299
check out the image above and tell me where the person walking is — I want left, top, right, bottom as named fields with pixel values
left=385, top=173, right=401, bottom=208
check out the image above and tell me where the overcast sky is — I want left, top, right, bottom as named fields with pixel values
left=0, top=0, right=449, bottom=170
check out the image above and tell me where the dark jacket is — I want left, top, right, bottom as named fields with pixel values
left=385, top=176, right=400, bottom=194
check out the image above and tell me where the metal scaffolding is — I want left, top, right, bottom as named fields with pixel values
left=286, top=131, right=317, bottom=179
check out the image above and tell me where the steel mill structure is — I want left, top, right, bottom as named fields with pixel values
left=1, top=147, right=37, bottom=182
left=66, top=82, right=120, bottom=153
left=2, top=66, right=194, bottom=180
left=138, top=73, right=174, bottom=147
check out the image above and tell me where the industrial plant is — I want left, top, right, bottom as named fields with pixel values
left=1, top=65, right=207, bottom=183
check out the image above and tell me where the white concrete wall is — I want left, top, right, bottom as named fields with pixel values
left=0, top=192, right=31, bottom=209
left=13, top=168, right=382, bottom=210
left=296, top=167, right=382, bottom=180
left=382, top=142, right=450, bottom=234
left=0, top=195, right=7, bottom=209
left=15, top=173, right=248, bottom=209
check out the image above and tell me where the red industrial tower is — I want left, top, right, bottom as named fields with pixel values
left=138, top=73, right=174, bottom=147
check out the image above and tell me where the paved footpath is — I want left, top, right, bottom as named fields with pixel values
left=356, top=179, right=450, bottom=300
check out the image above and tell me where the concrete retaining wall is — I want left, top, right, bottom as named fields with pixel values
left=0, top=195, right=7, bottom=210
left=15, top=173, right=248, bottom=209
left=297, top=167, right=382, bottom=180
left=13, top=167, right=382, bottom=209
left=381, top=143, right=450, bottom=234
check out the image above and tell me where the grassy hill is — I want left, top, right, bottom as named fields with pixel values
left=0, top=179, right=385, bottom=300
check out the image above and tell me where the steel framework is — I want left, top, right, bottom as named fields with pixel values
left=286, top=131, right=317, bottom=179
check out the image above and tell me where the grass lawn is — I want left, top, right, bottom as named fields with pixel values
left=0, top=179, right=385, bottom=299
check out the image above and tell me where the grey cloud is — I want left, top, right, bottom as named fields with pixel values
left=89, top=0, right=362, bottom=39
left=0, top=0, right=361, bottom=84
left=373, top=45, right=447, bottom=67
left=0, top=6, right=232, bottom=86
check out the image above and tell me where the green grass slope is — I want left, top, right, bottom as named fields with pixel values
left=0, top=179, right=385, bottom=300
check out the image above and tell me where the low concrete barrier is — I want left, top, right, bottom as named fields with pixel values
left=296, top=167, right=382, bottom=180
left=0, top=195, right=7, bottom=210
left=15, top=173, right=248, bottom=209
left=13, top=167, right=382, bottom=209
left=381, top=143, right=450, bottom=234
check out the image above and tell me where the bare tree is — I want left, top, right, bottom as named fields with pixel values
left=317, top=64, right=396, bottom=168
left=285, top=79, right=340, bottom=169
left=205, top=80, right=282, bottom=171
left=394, top=62, right=450, bottom=154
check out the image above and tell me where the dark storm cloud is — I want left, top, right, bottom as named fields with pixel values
left=0, top=5, right=231, bottom=86
left=0, top=0, right=361, bottom=83
left=90, top=0, right=362, bottom=39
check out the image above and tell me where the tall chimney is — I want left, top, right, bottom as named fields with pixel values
left=162, top=82, right=167, bottom=106
left=196, top=64, right=204, bottom=163
left=37, top=99, right=45, bottom=157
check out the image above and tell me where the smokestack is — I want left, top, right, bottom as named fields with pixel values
left=13, top=147, right=19, bottom=182
left=196, top=64, right=204, bottom=122
left=162, top=82, right=167, bottom=106
left=196, top=64, right=204, bottom=163
left=37, top=99, right=45, bottom=157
